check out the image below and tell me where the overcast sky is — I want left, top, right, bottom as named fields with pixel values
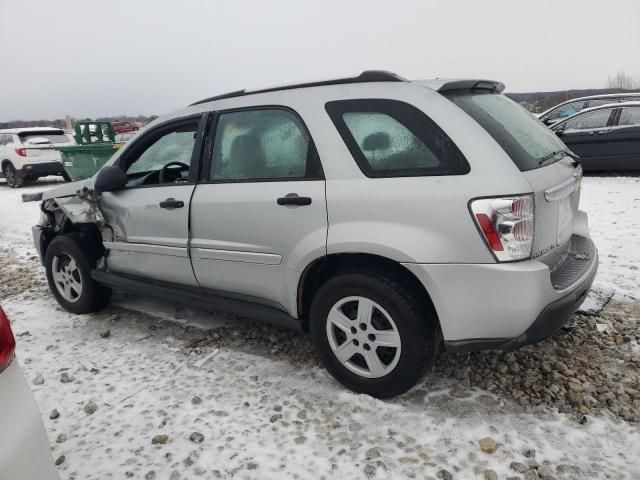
left=1, top=0, right=639, bottom=121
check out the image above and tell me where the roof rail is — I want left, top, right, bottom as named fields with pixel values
left=190, top=70, right=406, bottom=106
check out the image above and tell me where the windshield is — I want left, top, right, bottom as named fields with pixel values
left=18, top=132, right=72, bottom=145
left=444, top=91, right=568, bottom=171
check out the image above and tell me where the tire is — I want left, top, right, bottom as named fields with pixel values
left=44, top=234, right=112, bottom=314
left=309, top=272, right=440, bottom=398
left=3, top=163, right=23, bottom=188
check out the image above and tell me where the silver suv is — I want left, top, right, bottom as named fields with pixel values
left=32, top=71, right=598, bottom=397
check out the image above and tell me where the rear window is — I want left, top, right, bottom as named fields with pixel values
left=325, top=99, right=469, bottom=177
left=444, top=91, right=567, bottom=171
left=18, top=132, right=71, bottom=145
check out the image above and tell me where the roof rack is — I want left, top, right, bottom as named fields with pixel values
left=190, top=70, right=406, bottom=106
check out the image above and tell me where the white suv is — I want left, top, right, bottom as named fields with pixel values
left=32, top=72, right=598, bottom=397
left=0, top=127, right=74, bottom=187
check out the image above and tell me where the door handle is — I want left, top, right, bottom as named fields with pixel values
left=159, top=198, right=184, bottom=209
left=277, top=194, right=312, bottom=206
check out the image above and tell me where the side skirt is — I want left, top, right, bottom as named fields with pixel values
left=91, top=270, right=302, bottom=331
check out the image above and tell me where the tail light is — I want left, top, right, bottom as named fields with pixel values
left=0, top=306, right=16, bottom=374
left=470, top=194, right=534, bottom=262
left=15, top=148, right=27, bottom=157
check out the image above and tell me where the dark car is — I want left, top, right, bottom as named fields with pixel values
left=552, top=102, right=640, bottom=171
left=538, top=93, right=640, bottom=126
left=112, top=121, right=140, bottom=134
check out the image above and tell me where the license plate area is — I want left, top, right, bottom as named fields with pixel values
left=557, top=196, right=574, bottom=245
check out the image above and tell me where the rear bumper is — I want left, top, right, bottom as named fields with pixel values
left=403, top=234, right=598, bottom=352
left=0, top=361, right=60, bottom=480
left=18, top=161, right=64, bottom=177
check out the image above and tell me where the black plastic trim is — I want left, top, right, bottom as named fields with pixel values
left=91, top=270, right=301, bottom=330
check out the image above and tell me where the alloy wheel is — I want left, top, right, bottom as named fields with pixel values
left=326, top=296, right=402, bottom=378
left=51, top=254, right=83, bottom=303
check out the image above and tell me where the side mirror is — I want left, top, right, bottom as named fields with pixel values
left=94, top=165, right=127, bottom=193
left=554, top=124, right=566, bottom=136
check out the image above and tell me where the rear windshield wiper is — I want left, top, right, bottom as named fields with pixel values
left=538, top=149, right=580, bottom=167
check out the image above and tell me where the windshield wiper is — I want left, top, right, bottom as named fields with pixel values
left=538, top=149, right=581, bottom=167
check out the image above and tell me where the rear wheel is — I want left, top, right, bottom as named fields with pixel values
left=3, top=163, right=23, bottom=188
left=45, top=234, right=112, bottom=314
left=309, top=272, right=440, bottom=398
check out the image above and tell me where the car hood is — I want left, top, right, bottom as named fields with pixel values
left=41, top=178, right=93, bottom=200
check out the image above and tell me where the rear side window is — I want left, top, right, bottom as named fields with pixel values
left=618, top=107, right=640, bottom=127
left=326, top=99, right=469, bottom=177
left=563, top=108, right=614, bottom=131
left=211, top=109, right=321, bottom=181
left=445, top=91, right=567, bottom=171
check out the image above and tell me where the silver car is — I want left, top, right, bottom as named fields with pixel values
left=0, top=306, right=60, bottom=479
left=32, top=71, right=597, bottom=397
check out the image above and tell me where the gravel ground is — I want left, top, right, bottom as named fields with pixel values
left=2, top=245, right=640, bottom=479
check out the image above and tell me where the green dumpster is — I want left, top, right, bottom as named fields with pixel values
left=57, top=143, right=122, bottom=181
left=57, top=121, right=122, bottom=182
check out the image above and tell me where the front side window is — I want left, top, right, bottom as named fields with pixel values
left=124, top=122, right=198, bottom=186
left=544, top=101, right=586, bottom=121
left=563, top=109, right=613, bottom=131
left=326, top=99, right=468, bottom=177
left=618, top=107, right=640, bottom=127
left=211, top=109, right=319, bottom=181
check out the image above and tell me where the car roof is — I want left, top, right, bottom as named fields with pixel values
left=0, top=127, right=65, bottom=134
left=551, top=101, right=640, bottom=127
left=540, top=92, right=640, bottom=117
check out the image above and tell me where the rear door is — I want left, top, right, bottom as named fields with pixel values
left=605, top=106, right=640, bottom=170
left=189, top=107, right=327, bottom=315
left=555, top=107, right=616, bottom=170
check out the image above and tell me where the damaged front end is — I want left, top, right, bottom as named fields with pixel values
left=31, top=186, right=112, bottom=264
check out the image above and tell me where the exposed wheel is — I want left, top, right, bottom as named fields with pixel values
left=309, top=272, right=440, bottom=398
left=45, top=234, right=112, bottom=314
left=3, top=163, right=23, bottom=188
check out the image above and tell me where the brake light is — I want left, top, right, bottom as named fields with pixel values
left=0, top=306, right=16, bottom=374
left=15, top=148, right=27, bottom=157
left=470, top=194, right=534, bottom=261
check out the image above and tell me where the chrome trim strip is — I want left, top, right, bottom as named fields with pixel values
left=190, top=247, right=282, bottom=265
left=103, top=241, right=188, bottom=258
left=544, top=177, right=578, bottom=202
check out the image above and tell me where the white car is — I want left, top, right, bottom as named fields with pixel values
left=0, top=305, right=60, bottom=479
left=0, top=127, right=75, bottom=187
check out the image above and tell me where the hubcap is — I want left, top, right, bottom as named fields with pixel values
left=51, top=254, right=83, bottom=303
left=326, top=296, right=401, bottom=379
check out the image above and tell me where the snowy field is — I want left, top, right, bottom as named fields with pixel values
left=0, top=175, right=639, bottom=479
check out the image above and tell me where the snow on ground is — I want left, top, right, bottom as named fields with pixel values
left=0, top=175, right=639, bottom=479
left=5, top=294, right=640, bottom=480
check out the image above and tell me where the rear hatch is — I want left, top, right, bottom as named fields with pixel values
left=443, top=89, right=582, bottom=269
left=18, top=131, right=74, bottom=164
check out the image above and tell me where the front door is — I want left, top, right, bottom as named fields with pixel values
left=100, top=115, right=206, bottom=286
left=557, top=107, right=616, bottom=170
left=189, top=107, right=327, bottom=315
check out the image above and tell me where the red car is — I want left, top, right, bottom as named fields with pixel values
left=112, top=121, right=140, bottom=134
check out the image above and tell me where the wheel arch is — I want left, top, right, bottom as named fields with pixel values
left=297, top=252, right=441, bottom=335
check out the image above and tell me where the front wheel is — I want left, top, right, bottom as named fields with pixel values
left=44, top=234, right=112, bottom=314
left=309, top=272, right=440, bottom=398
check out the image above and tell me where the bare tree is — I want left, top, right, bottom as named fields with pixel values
left=607, top=70, right=640, bottom=90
